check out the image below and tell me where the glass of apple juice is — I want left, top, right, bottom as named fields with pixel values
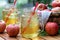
left=21, top=8, right=40, bottom=39
left=2, top=7, right=20, bottom=25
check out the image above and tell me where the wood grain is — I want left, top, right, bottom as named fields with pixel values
left=0, top=32, right=60, bottom=40
left=0, top=32, right=44, bottom=40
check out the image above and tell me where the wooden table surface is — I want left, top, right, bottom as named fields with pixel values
left=0, top=32, right=60, bottom=40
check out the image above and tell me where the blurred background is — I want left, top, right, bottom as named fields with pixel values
left=0, top=0, right=53, bottom=19
left=0, top=0, right=53, bottom=8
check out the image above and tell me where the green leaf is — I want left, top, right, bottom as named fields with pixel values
left=39, top=30, right=47, bottom=36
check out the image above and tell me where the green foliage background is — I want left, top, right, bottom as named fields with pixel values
left=0, top=7, right=4, bottom=20
left=37, top=0, right=53, bottom=4
left=0, top=0, right=53, bottom=19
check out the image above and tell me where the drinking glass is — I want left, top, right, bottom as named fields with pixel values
left=2, top=6, right=20, bottom=25
left=21, top=8, right=40, bottom=38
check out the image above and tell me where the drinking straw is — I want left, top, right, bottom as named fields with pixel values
left=22, top=2, right=39, bottom=33
left=5, top=0, right=17, bottom=23
left=14, top=0, right=17, bottom=6
left=28, top=2, right=39, bottom=23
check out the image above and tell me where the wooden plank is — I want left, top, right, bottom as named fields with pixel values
left=0, top=32, right=19, bottom=40
left=51, top=35, right=60, bottom=40
left=41, top=36, right=59, bottom=40
left=0, top=32, right=45, bottom=40
left=20, top=37, right=45, bottom=40
left=31, top=37, right=45, bottom=40
left=21, top=38, right=31, bottom=40
left=0, top=32, right=60, bottom=40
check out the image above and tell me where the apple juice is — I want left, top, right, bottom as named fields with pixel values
left=21, top=10, right=40, bottom=38
left=2, top=7, right=19, bottom=25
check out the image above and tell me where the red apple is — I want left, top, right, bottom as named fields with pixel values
left=51, top=1, right=60, bottom=7
left=0, top=20, right=6, bottom=33
left=57, top=0, right=60, bottom=7
left=51, top=1, right=58, bottom=7
left=37, top=3, right=47, bottom=10
left=45, top=22, right=59, bottom=35
left=6, top=24, right=19, bottom=37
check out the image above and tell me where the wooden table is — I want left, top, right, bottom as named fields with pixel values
left=0, top=32, right=60, bottom=40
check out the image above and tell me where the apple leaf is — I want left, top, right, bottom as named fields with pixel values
left=39, top=30, right=47, bottom=36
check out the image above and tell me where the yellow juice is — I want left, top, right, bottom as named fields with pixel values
left=7, top=13, right=18, bottom=25
left=21, top=13, right=40, bottom=38
left=3, top=9, right=18, bottom=25
left=5, top=17, right=17, bottom=25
